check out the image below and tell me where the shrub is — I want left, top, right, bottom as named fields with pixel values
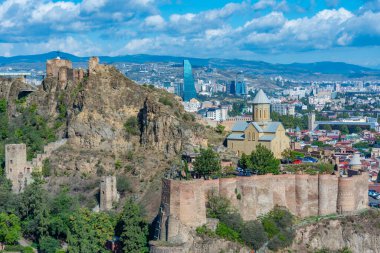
left=115, top=160, right=122, bottom=170
left=206, top=192, right=232, bottom=218
left=124, top=116, right=140, bottom=136
left=215, top=222, right=241, bottom=242
left=22, top=247, right=34, bottom=253
left=196, top=225, right=215, bottom=237
left=240, top=220, right=268, bottom=250
left=158, top=97, right=173, bottom=107
left=215, top=125, right=225, bottom=134
left=42, top=159, right=52, bottom=177
left=219, top=212, right=243, bottom=232
left=117, top=176, right=131, bottom=194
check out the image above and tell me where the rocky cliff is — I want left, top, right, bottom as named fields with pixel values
left=288, top=210, right=380, bottom=253
left=0, top=62, right=211, bottom=217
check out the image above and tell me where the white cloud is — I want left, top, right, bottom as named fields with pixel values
left=81, top=0, right=107, bottom=12
left=31, top=1, right=79, bottom=23
left=144, top=15, right=165, bottom=29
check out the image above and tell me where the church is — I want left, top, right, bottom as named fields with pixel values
left=227, top=89, right=290, bottom=158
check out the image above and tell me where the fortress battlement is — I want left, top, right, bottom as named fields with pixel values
left=158, top=173, right=368, bottom=242
left=5, top=139, right=67, bottom=193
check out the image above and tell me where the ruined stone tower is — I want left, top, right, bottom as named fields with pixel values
left=5, top=144, right=32, bottom=193
left=88, top=57, right=99, bottom=76
left=100, top=176, right=119, bottom=211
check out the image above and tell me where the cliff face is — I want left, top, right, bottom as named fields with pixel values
left=290, top=210, right=380, bottom=253
left=0, top=63, right=209, bottom=217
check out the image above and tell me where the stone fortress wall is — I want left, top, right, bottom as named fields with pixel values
left=5, top=139, right=67, bottom=193
left=159, top=173, right=368, bottom=242
left=46, top=58, right=84, bottom=85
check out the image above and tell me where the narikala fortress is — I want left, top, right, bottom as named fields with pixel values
left=157, top=172, right=368, bottom=243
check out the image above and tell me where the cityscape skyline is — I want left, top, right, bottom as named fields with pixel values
left=0, top=0, right=379, bottom=67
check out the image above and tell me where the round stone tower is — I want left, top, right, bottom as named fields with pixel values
left=348, top=152, right=361, bottom=177
left=252, top=89, right=271, bottom=122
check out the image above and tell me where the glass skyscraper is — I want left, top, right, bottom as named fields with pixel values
left=182, top=60, right=197, bottom=101
left=235, top=72, right=247, bottom=96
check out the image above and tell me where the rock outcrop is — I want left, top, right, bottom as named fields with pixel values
left=1, top=60, right=209, bottom=217
left=289, top=210, right=380, bottom=253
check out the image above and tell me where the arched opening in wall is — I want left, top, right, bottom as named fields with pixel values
left=264, top=109, right=267, bottom=119
left=248, top=132, right=251, bottom=141
left=259, top=110, right=262, bottom=119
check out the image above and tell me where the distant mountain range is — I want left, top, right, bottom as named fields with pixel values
left=1, top=51, right=379, bottom=78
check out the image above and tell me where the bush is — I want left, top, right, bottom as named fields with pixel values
left=215, top=125, right=225, bottom=134
left=115, top=160, right=122, bottom=170
left=196, top=225, right=215, bottom=237
left=124, top=116, right=140, bottom=136
left=42, top=159, right=52, bottom=177
left=22, top=247, right=34, bottom=253
left=206, top=192, right=232, bottom=219
left=240, top=220, right=268, bottom=250
left=182, top=113, right=195, bottom=122
left=117, top=176, right=131, bottom=194
left=219, top=212, right=243, bottom=232
left=215, top=222, right=241, bottom=242
left=260, top=206, right=295, bottom=251
left=158, top=97, right=173, bottom=107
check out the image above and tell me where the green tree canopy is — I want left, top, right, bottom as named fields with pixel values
left=67, top=209, right=114, bottom=253
left=239, top=144, right=280, bottom=175
left=0, top=212, right=21, bottom=245
left=193, top=148, right=221, bottom=178
left=116, top=199, right=148, bottom=253
left=339, top=125, right=349, bottom=135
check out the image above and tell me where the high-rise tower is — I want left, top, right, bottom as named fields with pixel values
left=308, top=112, right=316, bottom=131
left=182, top=60, right=197, bottom=102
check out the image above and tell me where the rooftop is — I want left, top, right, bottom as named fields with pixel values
left=252, top=89, right=270, bottom=104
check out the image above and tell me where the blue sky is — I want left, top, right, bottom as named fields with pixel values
left=0, top=0, right=380, bottom=67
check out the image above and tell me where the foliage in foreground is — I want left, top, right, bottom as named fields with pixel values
left=239, top=144, right=280, bottom=175
left=203, top=193, right=295, bottom=250
left=193, top=148, right=221, bottom=178
left=0, top=172, right=149, bottom=253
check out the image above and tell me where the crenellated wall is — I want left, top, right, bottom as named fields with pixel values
left=159, top=173, right=368, bottom=242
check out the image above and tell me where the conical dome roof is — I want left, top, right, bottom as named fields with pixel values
left=252, top=89, right=270, bottom=104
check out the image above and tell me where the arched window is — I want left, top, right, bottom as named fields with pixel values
left=264, top=109, right=267, bottom=118
left=248, top=132, right=251, bottom=141
left=259, top=109, right=262, bottom=118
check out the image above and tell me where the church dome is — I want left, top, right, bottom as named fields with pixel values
left=252, top=89, right=270, bottom=104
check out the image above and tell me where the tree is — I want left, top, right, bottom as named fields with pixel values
left=240, top=144, right=280, bottom=175
left=193, top=148, right=221, bottom=178
left=240, top=220, right=268, bottom=250
left=0, top=213, right=21, bottom=245
left=353, top=126, right=362, bottom=133
left=39, top=236, right=60, bottom=253
left=116, top=199, right=148, bottom=253
left=67, top=209, right=114, bottom=253
left=339, top=125, right=349, bottom=135
left=215, top=124, right=225, bottom=134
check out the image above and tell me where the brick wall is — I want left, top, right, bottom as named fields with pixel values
left=160, top=172, right=368, bottom=242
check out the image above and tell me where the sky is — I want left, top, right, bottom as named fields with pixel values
left=0, top=0, right=380, bottom=67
